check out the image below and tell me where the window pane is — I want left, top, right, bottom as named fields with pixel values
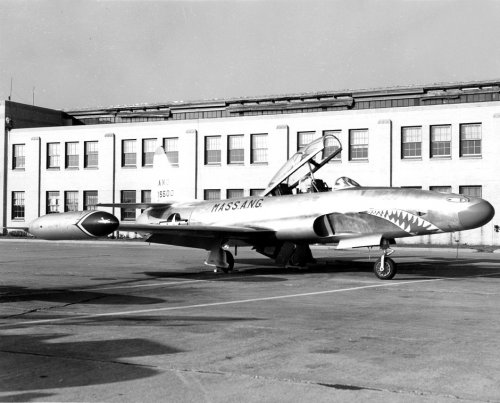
left=228, top=135, right=244, bottom=164
left=250, top=189, right=264, bottom=196
left=251, top=134, right=268, bottom=163
left=430, top=186, right=452, bottom=193
left=349, top=129, right=368, bottom=160
left=204, top=189, right=220, bottom=200
left=142, top=139, right=156, bottom=166
left=12, top=191, right=25, bottom=219
left=65, top=191, right=78, bottom=212
left=323, top=130, right=341, bottom=160
left=205, top=136, right=221, bottom=164
left=163, top=137, right=179, bottom=165
left=402, top=127, right=422, bottom=158
left=47, top=143, right=60, bottom=168
left=121, top=190, right=136, bottom=220
left=122, top=140, right=137, bottom=166
left=13, top=144, right=25, bottom=169
left=430, top=125, right=451, bottom=158
left=84, top=191, right=98, bottom=210
left=84, top=141, right=98, bottom=168
left=46, top=191, right=60, bottom=213
left=459, top=186, right=482, bottom=197
left=297, top=131, right=317, bottom=151
left=460, top=124, right=481, bottom=156
left=66, top=142, right=79, bottom=168
left=227, top=189, right=244, bottom=199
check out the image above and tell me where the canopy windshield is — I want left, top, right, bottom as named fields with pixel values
left=261, top=134, right=342, bottom=196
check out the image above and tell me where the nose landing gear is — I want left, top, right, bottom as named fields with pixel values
left=373, top=240, right=397, bottom=280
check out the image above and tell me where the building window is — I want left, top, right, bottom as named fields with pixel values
left=204, top=189, right=220, bottom=200
left=228, top=135, right=244, bottom=164
left=251, top=133, right=268, bottom=163
left=12, top=191, right=25, bottom=220
left=323, top=130, right=341, bottom=160
left=163, top=137, right=179, bottom=165
left=65, top=142, right=79, bottom=169
left=430, top=186, right=452, bottom=193
left=13, top=144, right=25, bottom=169
left=46, top=191, right=61, bottom=214
left=64, top=191, right=78, bottom=212
left=83, top=191, right=98, bottom=210
left=250, top=189, right=264, bottom=196
left=401, top=127, right=422, bottom=159
left=459, top=186, right=482, bottom=198
left=84, top=141, right=98, bottom=168
left=205, top=136, right=221, bottom=165
left=430, top=125, right=451, bottom=158
left=227, top=189, right=244, bottom=199
left=47, top=143, right=60, bottom=168
left=460, top=123, right=481, bottom=157
left=121, top=190, right=136, bottom=221
left=349, top=129, right=368, bottom=161
left=122, top=140, right=137, bottom=167
left=141, top=190, right=151, bottom=212
left=297, top=131, right=317, bottom=151
left=142, top=138, right=156, bottom=166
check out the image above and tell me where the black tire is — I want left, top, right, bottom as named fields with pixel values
left=225, top=250, right=234, bottom=271
left=373, top=257, right=397, bottom=280
left=217, top=250, right=234, bottom=273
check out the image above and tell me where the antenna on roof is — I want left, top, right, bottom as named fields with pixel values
left=32, top=86, right=35, bottom=106
left=8, top=77, right=12, bottom=101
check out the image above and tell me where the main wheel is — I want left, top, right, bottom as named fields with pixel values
left=373, top=256, right=397, bottom=280
left=217, top=250, right=234, bottom=273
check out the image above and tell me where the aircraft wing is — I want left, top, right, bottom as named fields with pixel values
left=117, top=222, right=276, bottom=249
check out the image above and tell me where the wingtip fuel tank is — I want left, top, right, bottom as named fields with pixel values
left=29, top=211, right=119, bottom=240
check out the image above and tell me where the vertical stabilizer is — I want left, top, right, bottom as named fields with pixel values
left=152, top=147, right=192, bottom=203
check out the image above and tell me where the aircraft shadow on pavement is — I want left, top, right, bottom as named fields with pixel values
left=146, top=256, right=500, bottom=281
left=0, top=286, right=165, bottom=306
left=0, top=333, right=173, bottom=395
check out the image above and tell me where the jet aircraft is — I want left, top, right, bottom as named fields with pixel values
left=29, top=135, right=495, bottom=280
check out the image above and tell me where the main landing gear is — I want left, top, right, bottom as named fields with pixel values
left=373, top=240, right=397, bottom=280
left=206, top=246, right=235, bottom=273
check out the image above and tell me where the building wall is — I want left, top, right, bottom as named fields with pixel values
left=7, top=100, right=500, bottom=246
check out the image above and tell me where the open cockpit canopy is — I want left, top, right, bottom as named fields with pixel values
left=261, top=134, right=342, bottom=196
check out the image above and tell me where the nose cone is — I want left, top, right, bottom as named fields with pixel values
left=458, top=199, right=495, bottom=230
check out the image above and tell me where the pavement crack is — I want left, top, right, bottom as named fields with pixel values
left=165, top=366, right=492, bottom=402
left=3, top=295, right=107, bottom=319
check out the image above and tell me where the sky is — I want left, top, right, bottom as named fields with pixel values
left=1, top=0, right=500, bottom=110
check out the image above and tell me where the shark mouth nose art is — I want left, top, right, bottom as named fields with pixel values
left=366, top=209, right=440, bottom=234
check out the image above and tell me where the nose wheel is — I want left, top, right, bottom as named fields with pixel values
left=373, top=242, right=397, bottom=280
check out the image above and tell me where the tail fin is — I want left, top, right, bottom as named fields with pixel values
left=152, top=147, right=192, bottom=203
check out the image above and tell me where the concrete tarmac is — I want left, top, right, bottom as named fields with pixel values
left=0, top=239, right=499, bottom=402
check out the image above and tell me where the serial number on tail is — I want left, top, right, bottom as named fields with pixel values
left=211, top=198, right=264, bottom=213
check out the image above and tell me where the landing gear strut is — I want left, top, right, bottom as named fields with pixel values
left=373, top=240, right=397, bottom=280
left=206, top=246, right=235, bottom=273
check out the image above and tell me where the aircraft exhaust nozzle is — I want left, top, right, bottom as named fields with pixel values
left=29, top=211, right=119, bottom=240
left=458, top=199, right=495, bottom=230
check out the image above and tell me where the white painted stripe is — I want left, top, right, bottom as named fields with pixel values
left=2, top=278, right=442, bottom=327
left=4, top=272, right=500, bottom=328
